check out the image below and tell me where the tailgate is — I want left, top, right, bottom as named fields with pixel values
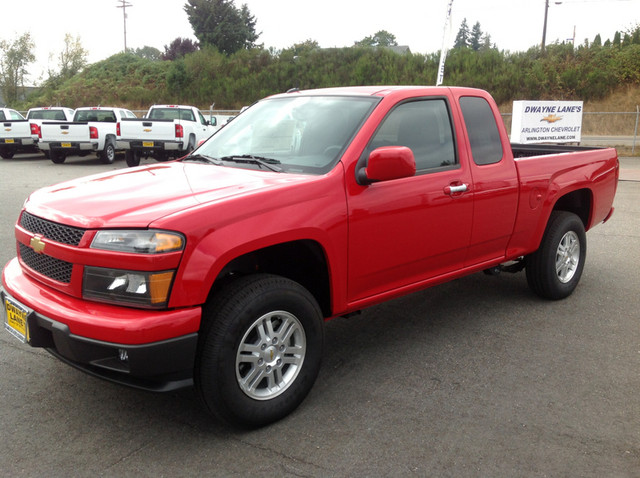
left=40, top=122, right=89, bottom=142
left=1, top=120, right=31, bottom=138
left=120, top=119, right=176, bottom=141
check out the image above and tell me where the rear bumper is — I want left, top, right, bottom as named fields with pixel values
left=0, top=137, right=34, bottom=146
left=2, top=258, right=201, bottom=391
left=39, top=141, right=96, bottom=152
left=117, top=139, right=184, bottom=151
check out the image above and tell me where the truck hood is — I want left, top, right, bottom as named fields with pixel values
left=25, top=162, right=315, bottom=229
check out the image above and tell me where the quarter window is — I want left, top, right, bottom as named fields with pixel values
left=460, top=96, right=503, bottom=165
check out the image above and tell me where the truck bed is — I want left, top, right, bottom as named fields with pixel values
left=511, top=143, right=605, bottom=158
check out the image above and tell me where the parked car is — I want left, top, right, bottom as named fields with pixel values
left=0, top=108, right=36, bottom=158
left=38, top=107, right=136, bottom=164
left=26, top=107, right=75, bottom=157
left=116, top=104, right=218, bottom=166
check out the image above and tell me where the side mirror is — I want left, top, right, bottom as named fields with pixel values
left=357, top=146, right=416, bottom=185
left=208, top=117, right=217, bottom=127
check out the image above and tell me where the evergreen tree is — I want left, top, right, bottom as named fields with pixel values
left=613, top=31, right=621, bottom=48
left=470, top=22, right=483, bottom=51
left=593, top=34, right=602, bottom=47
left=454, top=19, right=470, bottom=49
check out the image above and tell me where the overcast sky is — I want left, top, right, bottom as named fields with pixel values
left=4, top=0, right=639, bottom=85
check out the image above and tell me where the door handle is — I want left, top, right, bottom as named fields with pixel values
left=444, top=183, right=468, bottom=195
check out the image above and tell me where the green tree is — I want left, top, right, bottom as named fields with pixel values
left=355, top=30, right=398, bottom=47
left=613, top=31, right=621, bottom=48
left=0, top=33, right=36, bottom=104
left=454, top=19, right=470, bottom=49
left=133, top=46, right=162, bottom=61
left=592, top=34, right=602, bottom=47
left=184, top=0, right=259, bottom=55
left=56, top=34, right=88, bottom=79
left=470, top=22, right=483, bottom=51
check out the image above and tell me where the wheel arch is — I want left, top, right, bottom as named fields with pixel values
left=551, top=187, right=592, bottom=230
left=207, top=240, right=332, bottom=318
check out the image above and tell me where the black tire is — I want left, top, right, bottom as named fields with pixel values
left=125, top=150, right=141, bottom=167
left=50, top=150, right=66, bottom=164
left=0, top=149, right=14, bottom=159
left=185, top=135, right=195, bottom=155
left=100, top=138, right=116, bottom=164
left=526, top=211, right=586, bottom=300
left=195, top=274, right=324, bottom=428
left=154, top=152, right=169, bottom=162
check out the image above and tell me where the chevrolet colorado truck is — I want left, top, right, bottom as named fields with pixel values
left=1, top=86, right=619, bottom=428
left=116, top=104, right=218, bottom=166
left=0, top=108, right=37, bottom=158
left=38, top=106, right=137, bottom=164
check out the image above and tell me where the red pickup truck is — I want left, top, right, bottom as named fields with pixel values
left=1, top=86, right=618, bottom=427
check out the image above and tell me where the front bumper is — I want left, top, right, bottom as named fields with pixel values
left=2, top=258, right=201, bottom=391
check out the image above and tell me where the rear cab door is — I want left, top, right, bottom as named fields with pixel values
left=452, top=89, right=519, bottom=268
left=346, top=89, right=475, bottom=304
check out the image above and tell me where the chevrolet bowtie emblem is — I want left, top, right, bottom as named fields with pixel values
left=30, top=236, right=46, bottom=254
left=541, top=114, right=563, bottom=123
left=143, top=128, right=152, bottom=132
left=62, top=131, right=69, bottom=135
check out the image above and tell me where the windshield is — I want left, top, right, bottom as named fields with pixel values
left=191, top=95, right=378, bottom=174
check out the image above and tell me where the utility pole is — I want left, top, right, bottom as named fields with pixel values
left=541, top=0, right=549, bottom=52
left=116, top=0, right=133, bottom=53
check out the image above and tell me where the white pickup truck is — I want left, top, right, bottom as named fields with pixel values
left=116, top=105, right=218, bottom=166
left=0, top=108, right=37, bottom=159
left=26, top=107, right=75, bottom=158
left=39, top=106, right=136, bottom=164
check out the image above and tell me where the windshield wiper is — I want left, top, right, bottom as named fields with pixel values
left=219, top=154, right=282, bottom=172
left=182, top=153, right=222, bottom=165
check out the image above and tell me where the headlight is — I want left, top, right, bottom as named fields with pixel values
left=91, top=230, right=184, bottom=254
left=83, top=267, right=175, bottom=308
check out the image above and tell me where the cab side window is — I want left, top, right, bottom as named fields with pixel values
left=368, top=99, right=456, bottom=173
left=460, top=96, right=504, bottom=165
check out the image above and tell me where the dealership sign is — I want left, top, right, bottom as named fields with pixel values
left=510, top=100, right=583, bottom=144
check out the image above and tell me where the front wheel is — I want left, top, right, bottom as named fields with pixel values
left=526, top=211, right=586, bottom=300
left=195, top=274, right=324, bottom=428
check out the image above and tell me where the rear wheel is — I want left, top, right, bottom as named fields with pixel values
left=195, top=274, right=324, bottom=428
left=0, top=149, right=14, bottom=159
left=526, top=211, right=586, bottom=300
left=125, top=150, right=141, bottom=167
left=100, top=138, right=116, bottom=164
left=50, top=149, right=66, bottom=164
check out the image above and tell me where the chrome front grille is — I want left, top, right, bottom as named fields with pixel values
left=20, top=211, right=85, bottom=246
left=19, top=243, right=73, bottom=283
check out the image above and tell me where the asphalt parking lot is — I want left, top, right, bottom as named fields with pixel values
left=1, top=152, right=638, bottom=477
